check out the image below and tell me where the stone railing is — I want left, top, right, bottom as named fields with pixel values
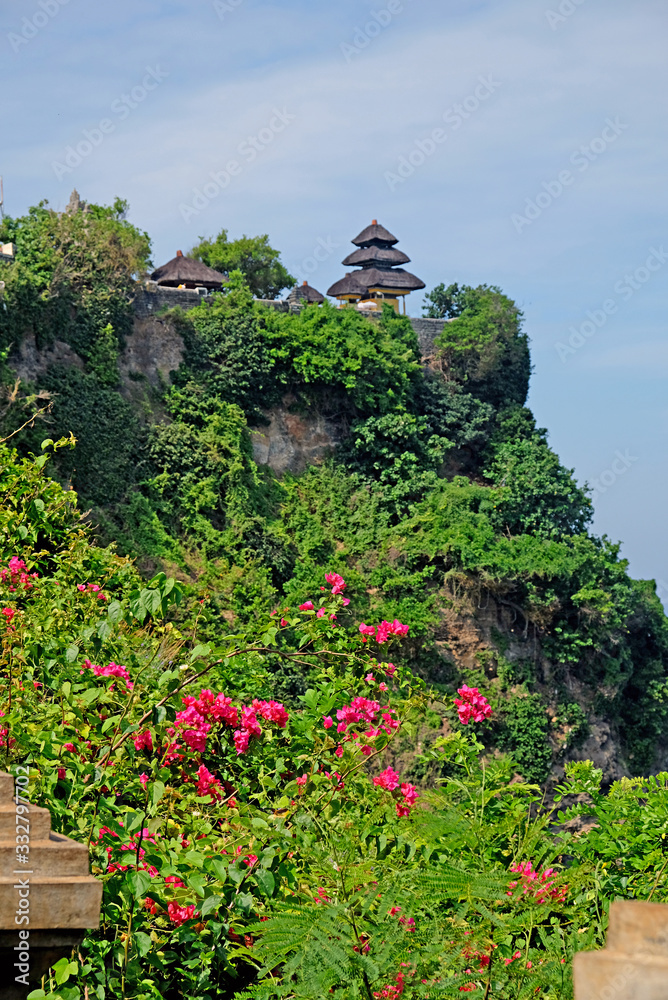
left=574, top=899, right=668, bottom=999
left=0, top=771, right=101, bottom=1000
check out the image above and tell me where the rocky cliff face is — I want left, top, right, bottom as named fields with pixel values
left=249, top=403, right=346, bottom=475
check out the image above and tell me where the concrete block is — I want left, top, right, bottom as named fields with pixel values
left=573, top=949, right=668, bottom=999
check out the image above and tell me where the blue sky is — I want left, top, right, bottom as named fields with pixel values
left=3, top=0, right=667, bottom=597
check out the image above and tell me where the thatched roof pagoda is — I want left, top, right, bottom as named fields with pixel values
left=150, top=250, right=226, bottom=290
left=327, top=220, right=424, bottom=313
left=286, top=280, right=325, bottom=306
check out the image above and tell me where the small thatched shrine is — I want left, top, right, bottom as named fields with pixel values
left=286, top=280, right=325, bottom=306
left=327, top=221, right=425, bottom=313
left=150, top=250, right=226, bottom=290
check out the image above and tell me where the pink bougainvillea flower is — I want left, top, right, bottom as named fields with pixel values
left=325, top=572, right=346, bottom=595
left=139, top=773, right=149, bottom=789
left=233, top=728, right=250, bottom=754
left=507, top=861, right=568, bottom=903
left=359, top=623, right=376, bottom=637
left=57, top=767, right=66, bottom=780
left=195, top=763, right=222, bottom=799
left=133, top=731, right=153, bottom=753
left=299, top=601, right=314, bottom=611
left=253, top=699, right=289, bottom=728
left=323, top=715, right=333, bottom=729
left=373, top=767, right=400, bottom=791
left=165, top=875, right=186, bottom=887
left=396, top=782, right=419, bottom=818
left=167, top=901, right=197, bottom=926
left=316, top=607, right=327, bottom=618
left=454, top=686, right=492, bottom=725
left=280, top=618, right=288, bottom=627
left=63, top=743, right=75, bottom=752
left=86, top=660, right=134, bottom=692
left=334, top=745, right=344, bottom=758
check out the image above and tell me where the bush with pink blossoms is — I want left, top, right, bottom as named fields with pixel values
left=454, top=685, right=493, bottom=725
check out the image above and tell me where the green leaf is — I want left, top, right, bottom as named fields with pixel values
left=201, top=894, right=222, bottom=917
left=151, top=780, right=165, bottom=806
left=65, top=645, right=79, bottom=664
left=134, top=931, right=152, bottom=957
left=190, top=643, right=212, bottom=662
left=128, top=870, right=152, bottom=897
left=254, top=868, right=275, bottom=897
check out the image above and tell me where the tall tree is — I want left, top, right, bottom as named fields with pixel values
left=190, top=229, right=294, bottom=299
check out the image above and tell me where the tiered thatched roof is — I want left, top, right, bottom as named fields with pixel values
left=327, top=220, right=424, bottom=301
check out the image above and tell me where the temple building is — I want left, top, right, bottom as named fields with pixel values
left=150, top=250, right=226, bottom=290
left=286, top=280, right=325, bottom=306
left=327, top=221, right=425, bottom=313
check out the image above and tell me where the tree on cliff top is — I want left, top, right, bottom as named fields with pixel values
left=425, top=283, right=531, bottom=409
left=190, top=229, right=295, bottom=299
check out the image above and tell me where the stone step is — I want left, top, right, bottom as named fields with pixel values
left=606, top=898, right=668, bottom=958
left=0, top=875, right=102, bottom=930
left=0, top=803, right=52, bottom=841
left=0, top=772, right=14, bottom=804
left=573, top=948, right=668, bottom=1000
left=0, top=833, right=90, bottom=877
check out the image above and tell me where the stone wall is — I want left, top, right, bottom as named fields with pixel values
left=7, top=290, right=447, bottom=478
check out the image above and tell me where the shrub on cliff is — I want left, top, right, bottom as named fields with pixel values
left=4, top=453, right=668, bottom=999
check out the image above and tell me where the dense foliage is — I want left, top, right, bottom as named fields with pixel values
left=190, top=229, right=295, bottom=299
left=2, top=194, right=668, bottom=998
left=2, top=448, right=668, bottom=1000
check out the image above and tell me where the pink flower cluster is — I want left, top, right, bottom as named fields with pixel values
left=373, top=973, right=405, bottom=999
left=359, top=620, right=409, bottom=644
left=454, top=686, right=492, bottom=725
left=299, top=573, right=351, bottom=615
left=133, top=731, right=153, bottom=752
left=195, top=764, right=221, bottom=799
left=169, top=688, right=289, bottom=759
left=372, top=768, right=419, bottom=818
left=167, top=902, right=198, bottom=925
left=507, top=861, right=568, bottom=904
left=2, top=607, right=16, bottom=630
left=0, top=711, right=15, bottom=750
left=330, top=696, right=401, bottom=758
left=1, top=558, right=38, bottom=592
left=77, top=583, right=107, bottom=601
left=325, top=572, right=347, bottom=595
left=97, top=824, right=159, bottom=877
left=84, top=659, right=134, bottom=692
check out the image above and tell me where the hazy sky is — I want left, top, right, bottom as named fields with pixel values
left=2, top=0, right=667, bottom=597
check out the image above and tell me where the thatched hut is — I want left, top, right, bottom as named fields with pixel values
left=150, top=250, right=226, bottom=290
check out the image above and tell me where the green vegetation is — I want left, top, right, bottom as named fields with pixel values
left=2, top=452, right=668, bottom=1000
left=190, top=229, right=295, bottom=299
left=1, top=195, right=668, bottom=996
